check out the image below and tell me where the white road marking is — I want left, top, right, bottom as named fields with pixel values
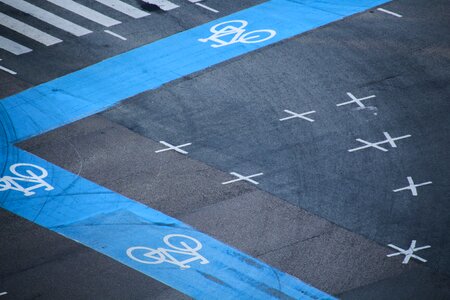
left=199, top=20, right=276, bottom=48
left=127, top=234, right=209, bottom=269
left=95, top=0, right=150, bottom=18
left=104, top=30, right=127, bottom=40
left=377, top=8, right=403, bottom=18
left=279, top=109, right=316, bottom=122
left=195, top=3, right=219, bottom=13
left=387, top=240, right=430, bottom=264
left=393, top=177, right=432, bottom=196
left=0, top=35, right=32, bottom=55
left=348, top=132, right=411, bottom=152
left=0, top=292, right=7, bottom=296
left=0, top=12, right=62, bottom=46
left=0, top=64, right=17, bottom=75
left=155, top=141, right=192, bottom=155
left=46, top=0, right=121, bottom=27
left=0, top=0, right=91, bottom=37
left=0, top=163, right=54, bottom=196
left=222, top=172, right=263, bottom=185
left=337, top=92, right=376, bottom=109
left=141, top=0, right=179, bottom=11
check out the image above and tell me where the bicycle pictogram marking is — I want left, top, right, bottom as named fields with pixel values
left=0, top=163, right=54, bottom=196
left=127, top=234, right=209, bottom=269
left=198, top=20, right=276, bottom=48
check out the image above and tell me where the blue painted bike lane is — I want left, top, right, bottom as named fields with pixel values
left=0, top=0, right=388, bottom=298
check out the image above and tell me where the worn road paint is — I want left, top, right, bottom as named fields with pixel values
left=1, top=0, right=389, bottom=298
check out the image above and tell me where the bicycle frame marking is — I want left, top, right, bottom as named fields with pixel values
left=198, top=20, right=276, bottom=48
left=127, top=234, right=210, bottom=269
left=0, top=163, right=54, bottom=196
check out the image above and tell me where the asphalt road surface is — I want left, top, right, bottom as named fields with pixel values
left=1, top=0, right=450, bottom=299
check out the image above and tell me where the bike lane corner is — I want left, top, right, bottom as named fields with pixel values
left=0, top=146, right=335, bottom=300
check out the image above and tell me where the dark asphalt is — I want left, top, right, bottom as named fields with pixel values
left=2, top=0, right=450, bottom=299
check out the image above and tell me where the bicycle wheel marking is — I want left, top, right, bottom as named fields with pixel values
left=0, top=163, right=54, bottom=196
left=1, top=0, right=389, bottom=298
left=127, top=234, right=209, bottom=269
left=198, top=20, right=276, bottom=48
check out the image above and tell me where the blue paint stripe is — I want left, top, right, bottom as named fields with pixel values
left=0, top=0, right=389, bottom=298
left=1, top=0, right=388, bottom=144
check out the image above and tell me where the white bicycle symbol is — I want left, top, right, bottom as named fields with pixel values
left=127, top=234, right=209, bottom=269
left=198, top=20, right=276, bottom=48
left=0, top=163, right=54, bottom=196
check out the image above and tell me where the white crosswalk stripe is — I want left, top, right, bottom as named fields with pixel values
left=46, top=0, right=121, bottom=27
left=0, top=0, right=159, bottom=55
left=0, top=0, right=92, bottom=37
left=0, top=12, right=62, bottom=46
left=0, top=35, right=32, bottom=55
left=94, top=0, right=150, bottom=18
left=142, top=0, right=179, bottom=11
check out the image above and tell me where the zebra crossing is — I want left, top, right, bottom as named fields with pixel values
left=0, top=0, right=218, bottom=57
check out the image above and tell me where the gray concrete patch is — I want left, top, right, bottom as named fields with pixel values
left=18, top=115, right=255, bottom=218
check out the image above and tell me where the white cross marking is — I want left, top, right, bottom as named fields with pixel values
left=155, top=141, right=192, bottom=155
left=337, top=92, right=376, bottom=109
left=348, top=132, right=411, bottom=152
left=279, top=110, right=316, bottom=122
left=387, top=240, right=430, bottom=264
left=222, top=172, right=263, bottom=185
left=393, top=176, right=432, bottom=196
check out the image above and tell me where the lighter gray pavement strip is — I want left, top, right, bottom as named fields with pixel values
left=0, top=0, right=91, bottom=36
left=0, top=12, right=62, bottom=46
